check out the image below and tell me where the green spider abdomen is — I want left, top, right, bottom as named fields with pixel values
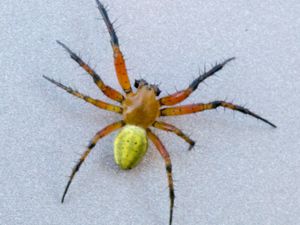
left=114, top=125, right=148, bottom=169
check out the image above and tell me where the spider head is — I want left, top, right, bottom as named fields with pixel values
left=134, top=79, right=161, bottom=96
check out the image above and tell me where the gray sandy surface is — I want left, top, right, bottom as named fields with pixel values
left=1, top=0, right=299, bottom=225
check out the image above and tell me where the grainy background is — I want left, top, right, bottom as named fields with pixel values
left=1, top=0, right=299, bottom=225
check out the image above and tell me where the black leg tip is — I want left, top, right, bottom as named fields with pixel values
left=42, top=75, right=52, bottom=82
left=223, top=57, right=236, bottom=65
left=188, top=141, right=196, bottom=150
left=95, top=0, right=103, bottom=8
left=56, top=40, right=70, bottom=52
left=56, top=40, right=64, bottom=47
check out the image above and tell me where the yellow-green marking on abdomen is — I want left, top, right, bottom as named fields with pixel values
left=114, top=125, right=148, bottom=169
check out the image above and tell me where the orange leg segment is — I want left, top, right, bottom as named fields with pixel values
left=61, top=120, right=125, bottom=203
left=160, top=100, right=276, bottom=128
left=96, top=0, right=132, bottom=94
left=159, top=58, right=235, bottom=106
left=43, top=76, right=123, bottom=114
left=152, top=121, right=195, bottom=150
left=56, top=40, right=124, bottom=103
left=147, top=129, right=175, bottom=225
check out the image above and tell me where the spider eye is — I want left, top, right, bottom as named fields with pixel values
left=151, top=85, right=161, bottom=96
left=134, top=80, right=139, bottom=88
left=156, top=88, right=161, bottom=96
left=134, top=79, right=148, bottom=88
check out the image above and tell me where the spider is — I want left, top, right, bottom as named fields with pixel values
left=43, top=1, right=276, bottom=224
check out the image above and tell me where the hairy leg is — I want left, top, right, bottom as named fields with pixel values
left=61, top=121, right=125, bottom=203
left=160, top=100, right=276, bottom=128
left=96, top=0, right=132, bottom=94
left=159, top=58, right=235, bottom=106
left=152, top=121, right=195, bottom=150
left=56, top=40, right=124, bottom=103
left=147, top=129, right=175, bottom=225
left=43, top=76, right=122, bottom=114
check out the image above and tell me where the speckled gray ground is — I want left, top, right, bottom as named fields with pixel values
left=1, top=1, right=299, bottom=225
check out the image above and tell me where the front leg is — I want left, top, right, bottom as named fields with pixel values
left=56, top=40, right=124, bottom=103
left=159, top=58, right=235, bottom=106
left=160, top=100, right=276, bottom=128
left=96, top=0, right=132, bottom=94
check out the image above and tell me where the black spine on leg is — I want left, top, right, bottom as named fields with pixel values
left=96, top=0, right=119, bottom=47
left=56, top=40, right=85, bottom=65
left=189, top=57, right=235, bottom=91
left=56, top=40, right=103, bottom=84
left=210, top=100, right=277, bottom=128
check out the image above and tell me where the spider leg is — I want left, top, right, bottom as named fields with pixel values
left=56, top=40, right=124, bottom=103
left=43, top=75, right=122, bottom=114
left=61, top=121, right=125, bottom=203
left=96, top=0, right=132, bottom=94
left=160, top=101, right=276, bottom=128
left=159, top=58, right=235, bottom=106
left=147, top=129, right=175, bottom=225
left=152, top=121, right=195, bottom=150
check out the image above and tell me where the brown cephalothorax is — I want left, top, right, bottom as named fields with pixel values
left=43, top=1, right=276, bottom=225
left=123, top=85, right=160, bottom=128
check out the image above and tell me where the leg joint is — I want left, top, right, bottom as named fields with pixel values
left=166, top=164, right=172, bottom=173
left=211, top=100, right=223, bottom=108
